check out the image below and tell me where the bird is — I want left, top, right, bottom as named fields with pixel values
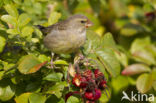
left=36, top=14, right=93, bottom=68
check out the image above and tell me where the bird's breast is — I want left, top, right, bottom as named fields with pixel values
left=43, top=29, right=86, bottom=54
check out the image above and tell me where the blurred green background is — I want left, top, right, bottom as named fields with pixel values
left=0, top=0, right=156, bottom=103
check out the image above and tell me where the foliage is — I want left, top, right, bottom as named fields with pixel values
left=0, top=0, right=156, bottom=103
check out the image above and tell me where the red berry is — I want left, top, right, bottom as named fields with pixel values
left=65, top=91, right=80, bottom=101
left=94, top=69, right=104, bottom=78
left=83, top=69, right=93, bottom=81
left=98, top=80, right=107, bottom=90
left=72, top=74, right=87, bottom=88
left=84, top=88, right=101, bottom=101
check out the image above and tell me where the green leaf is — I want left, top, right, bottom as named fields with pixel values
left=43, top=72, right=63, bottom=82
left=29, top=93, right=46, bottom=103
left=13, top=0, right=21, bottom=4
left=21, top=26, right=34, bottom=37
left=101, top=32, right=117, bottom=51
left=146, top=45, right=156, bottom=57
left=15, top=93, right=31, bottom=103
left=136, top=73, right=154, bottom=93
left=4, top=4, right=19, bottom=17
left=18, top=13, right=31, bottom=27
left=120, top=28, right=137, bottom=36
left=38, top=55, right=50, bottom=63
left=18, top=55, right=47, bottom=74
left=115, top=51, right=128, bottom=67
left=54, top=60, right=68, bottom=65
left=1, top=15, right=17, bottom=26
left=130, top=37, right=155, bottom=65
left=67, top=96, right=80, bottom=103
left=7, top=28, right=19, bottom=35
left=130, top=37, right=151, bottom=53
left=96, top=49, right=120, bottom=77
left=153, top=81, right=156, bottom=91
left=0, top=84, right=15, bottom=101
left=0, top=0, right=3, bottom=8
left=46, top=82, right=67, bottom=98
left=84, top=31, right=120, bottom=77
left=48, top=11, right=61, bottom=26
left=132, top=50, right=156, bottom=65
left=111, top=76, right=129, bottom=93
left=0, top=71, right=5, bottom=80
left=88, top=0, right=101, bottom=13
left=122, top=64, right=151, bottom=76
left=0, top=36, right=6, bottom=53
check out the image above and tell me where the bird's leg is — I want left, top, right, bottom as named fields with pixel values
left=50, top=52, right=55, bottom=69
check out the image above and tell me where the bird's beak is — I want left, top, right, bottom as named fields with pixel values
left=85, top=19, right=93, bottom=28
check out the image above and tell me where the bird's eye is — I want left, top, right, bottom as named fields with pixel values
left=81, top=20, right=86, bottom=23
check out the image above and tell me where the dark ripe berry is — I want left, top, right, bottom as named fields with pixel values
left=94, top=69, right=104, bottom=79
left=65, top=91, right=80, bottom=101
left=83, top=69, right=93, bottom=81
left=98, top=80, right=107, bottom=90
left=86, top=101, right=95, bottom=103
left=72, top=74, right=87, bottom=88
left=145, top=12, right=155, bottom=20
left=84, top=88, right=101, bottom=101
left=65, top=92, right=73, bottom=101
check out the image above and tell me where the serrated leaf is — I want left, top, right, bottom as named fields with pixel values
left=0, top=84, right=15, bottom=101
left=101, top=32, right=118, bottom=51
left=96, top=49, right=120, bottom=77
left=18, top=13, right=31, bottom=27
left=43, top=72, right=63, bottom=82
left=0, top=36, right=6, bottom=53
left=122, top=64, right=151, bottom=76
left=4, top=4, right=18, bottom=17
left=1, top=15, right=17, bottom=26
left=136, top=73, right=154, bottom=93
left=84, top=31, right=120, bottom=77
left=29, top=93, right=46, bottom=103
left=18, top=55, right=47, bottom=74
left=15, top=93, right=31, bottom=103
left=21, top=26, right=34, bottom=37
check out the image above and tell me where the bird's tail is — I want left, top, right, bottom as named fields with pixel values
left=34, top=25, right=47, bottom=35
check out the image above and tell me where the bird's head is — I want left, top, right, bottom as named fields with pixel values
left=67, top=14, right=93, bottom=29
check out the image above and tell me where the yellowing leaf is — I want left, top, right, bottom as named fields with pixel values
left=1, top=15, right=17, bottom=26
left=29, top=93, right=46, bottom=103
left=4, top=4, right=19, bottom=17
left=15, top=93, right=31, bottom=103
left=18, top=55, right=47, bottom=74
left=21, top=26, right=34, bottom=37
left=136, top=73, right=154, bottom=93
left=18, top=13, right=31, bottom=27
left=122, top=64, right=151, bottom=76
